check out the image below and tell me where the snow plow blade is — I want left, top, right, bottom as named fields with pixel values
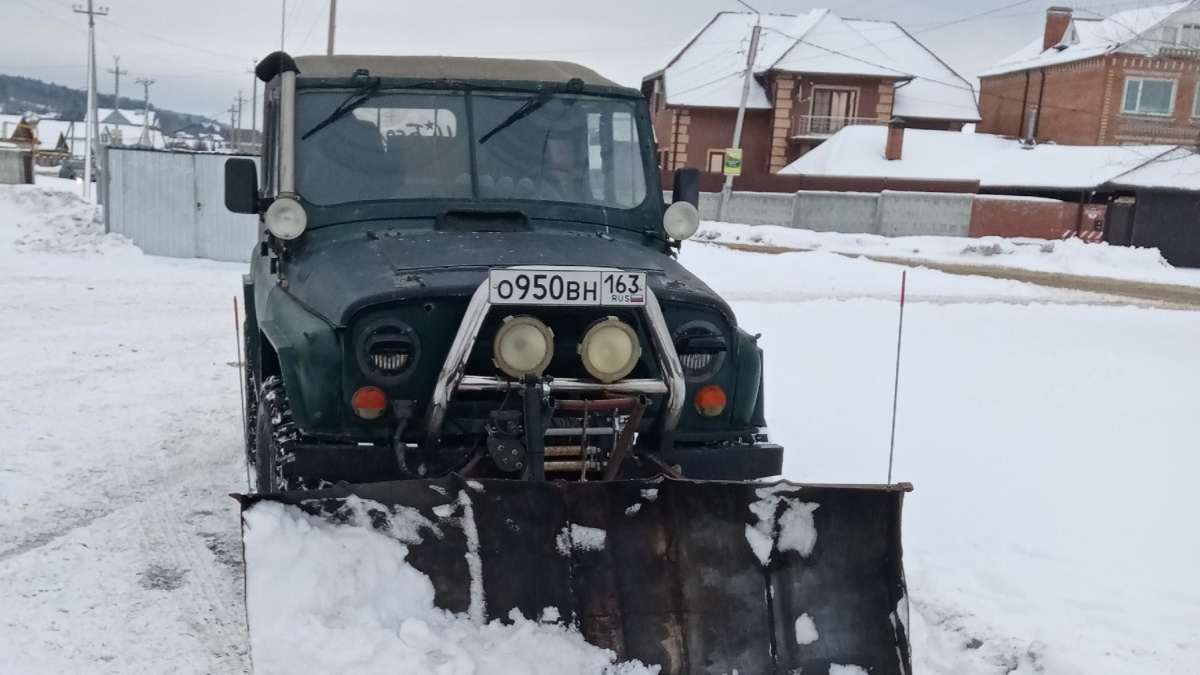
left=238, top=476, right=911, bottom=674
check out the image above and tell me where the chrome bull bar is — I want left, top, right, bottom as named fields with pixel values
left=424, top=271, right=686, bottom=448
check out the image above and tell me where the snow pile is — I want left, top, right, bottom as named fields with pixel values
left=1, top=184, right=135, bottom=256
left=743, top=484, right=818, bottom=566
left=693, top=220, right=1200, bottom=288
left=794, top=614, right=819, bottom=646
left=243, top=502, right=658, bottom=675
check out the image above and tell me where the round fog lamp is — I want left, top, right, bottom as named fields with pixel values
left=493, top=315, right=554, bottom=378
left=265, top=196, right=308, bottom=240
left=663, top=201, right=700, bottom=241
left=578, top=317, right=641, bottom=383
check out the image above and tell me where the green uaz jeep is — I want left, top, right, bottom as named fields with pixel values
left=226, top=53, right=782, bottom=490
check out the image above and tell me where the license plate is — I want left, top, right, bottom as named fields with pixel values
left=489, top=269, right=647, bottom=306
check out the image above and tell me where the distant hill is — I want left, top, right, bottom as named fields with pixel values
left=0, top=73, right=224, bottom=136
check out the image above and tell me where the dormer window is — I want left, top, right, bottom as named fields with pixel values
left=1162, top=24, right=1200, bottom=48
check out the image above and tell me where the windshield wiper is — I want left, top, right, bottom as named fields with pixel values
left=478, top=91, right=553, bottom=144
left=301, top=78, right=383, bottom=140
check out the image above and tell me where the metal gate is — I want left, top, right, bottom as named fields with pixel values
left=105, top=147, right=258, bottom=263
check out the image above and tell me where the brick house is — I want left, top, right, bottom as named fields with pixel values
left=978, top=2, right=1200, bottom=147
left=642, top=10, right=979, bottom=175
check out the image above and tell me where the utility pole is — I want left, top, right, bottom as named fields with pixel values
left=135, top=78, right=154, bottom=147
left=717, top=5, right=761, bottom=222
left=235, top=91, right=245, bottom=152
left=327, top=0, right=337, bottom=55
left=107, top=55, right=127, bottom=110
left=281, top=0, right=286, bottom=52
left=229, top=104, right=238, bottom=151
left=74, top=0, right=108, bottom=198
left=248, top=62, right=259, bottom=154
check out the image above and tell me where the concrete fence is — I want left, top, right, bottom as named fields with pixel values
left=0, top=146, right=32, bottom=184
left=679, top=189, right=1102, bottom=241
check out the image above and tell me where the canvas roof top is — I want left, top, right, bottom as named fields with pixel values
left=780, top=125, right=1196, bottom=191
left=649, top=10, right=979, bottom=121
left=291, top=55, right=623, bottom=89
left=981, top=1, right=1195, bottom=77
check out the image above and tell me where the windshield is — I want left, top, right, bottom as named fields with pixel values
left=294, top=90, right=648, bottom=209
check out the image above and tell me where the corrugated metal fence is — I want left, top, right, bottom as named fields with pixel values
left=105, top=147, right=258, bottom=263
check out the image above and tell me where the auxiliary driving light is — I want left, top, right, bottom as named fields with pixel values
left=663, top=201, right=700, bottom=241
left=351, top=386, right=388, bottom=420
left=578, top=317, right=641, bottom=383
left=493, top=315, right=554, bottom=378
left=264, top=196, right=308, bottom=240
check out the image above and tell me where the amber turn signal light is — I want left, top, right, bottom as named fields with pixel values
left=351, top=386, right=388, bottom=420
left=694, top=385, right=726, bottom=417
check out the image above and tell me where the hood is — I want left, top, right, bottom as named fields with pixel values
left=283, top=229, right=732, bottom=327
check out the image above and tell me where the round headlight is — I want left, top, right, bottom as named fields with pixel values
left=265, top=196, right=307, bottom=240
left=357, top=321, right=420, bottom=381
left=673, top=321, right=728, bottom=380
left=493, top=315, right=554, bottom=379
left=663, top=201, right=700, bottom=241
left=578, top=317, right=641, bottom=383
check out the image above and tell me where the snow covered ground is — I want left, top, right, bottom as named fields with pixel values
left=696, top=220, right=1200, bottom=288
left=2, top=179, right=1198, bottom=674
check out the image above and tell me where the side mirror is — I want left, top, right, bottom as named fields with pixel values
left=671, top=167, right=700, bottom=209
left=225, top=158, right=259, bottom=214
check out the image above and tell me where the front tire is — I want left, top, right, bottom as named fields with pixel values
left=243, top=323, right=257, bottom=462
left=254, top=376, right=300, bottom=493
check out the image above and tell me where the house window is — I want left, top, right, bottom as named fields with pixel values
left=1122, top=78, right=1176, bottom=116
left=1162, top=24, right=1200, bottom=48
left=706, top=149, right=725, bottom=173
left=1193, top=86, right=1200, bottom=118
left=810, top=87, right=859, bottom=134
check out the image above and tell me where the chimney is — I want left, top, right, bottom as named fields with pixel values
left=885, top=117, right=905, bottom=161
left=1044, top=6, right=1073, bottom=51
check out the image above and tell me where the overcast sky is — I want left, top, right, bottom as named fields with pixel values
left=1, top=0, right=1145, bottom=123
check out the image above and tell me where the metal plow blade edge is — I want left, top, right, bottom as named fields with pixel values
left=238, top=477, right=911, bottom=675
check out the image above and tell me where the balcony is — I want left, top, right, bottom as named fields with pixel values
left=1159, top=45, right=1200, bottom=59
left=792, top=115, right=883, bottom=138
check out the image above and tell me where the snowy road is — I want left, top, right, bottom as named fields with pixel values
left=2, top=181, right=1198, bottom=674
left=0, top=183, right=250, bottom=674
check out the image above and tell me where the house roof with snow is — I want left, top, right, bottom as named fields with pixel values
left=981, top=1, right=1197, bottom=77
left=91, top=108, right=158, bottom=130
left=780, top=125, right=1199, bottom=191
left=646, top=10, right=980, bottom=122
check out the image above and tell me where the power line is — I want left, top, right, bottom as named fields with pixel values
left=757, top=25, right=1109, bottom=122
left=285, top=0, right=310, bottom=43
left=13, top=0, right=85, bottom=34
left=96, top=16, right=246, bottom=62
left=298, top=0, right=331, bottom=53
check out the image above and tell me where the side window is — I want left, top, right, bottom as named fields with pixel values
left=585, top=111, right=646, bottom=208
left=610, top=112, right=644, bottom=207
